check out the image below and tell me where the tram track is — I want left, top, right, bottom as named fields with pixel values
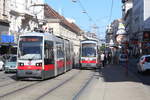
left=34, top=69, right=96, bottom=100
left=0, top=74, right=13, bottom=81
left=0, top=81, right=18, bottom=88
left=0, top=70, right=81, bottom=99
left=35, top=70, right=82, bottom=100
left=0, top=81, right=42, bottom=98
left=72, top=71, right=95, bottom=100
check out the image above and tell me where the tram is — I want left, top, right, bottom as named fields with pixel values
left=16, top=31, right=73, bottom=80
left=79, top=40, right=100, bottom=69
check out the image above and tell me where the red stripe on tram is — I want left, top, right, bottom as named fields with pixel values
left=80, top=60, right=97, bottom=64
left=66, top=60, right=72, bottom=65
left=44, top=64, right=55, bottom=71
left=18, top=65, right=42, bottom=70
left=57, top=60, right=64, bottom=68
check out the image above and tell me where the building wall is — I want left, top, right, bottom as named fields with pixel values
left=0, top=0, right=10, bottom=20
left=132, top=0, right=150, bottom=55
left=9, top=0, right=44, bottom=32
left=132, top=0, right=143, bottom=34
left=143, top=0, right=150, bottom=30
left=44, top=22, right=80, bottom=55
left=0, top=0, right=10, bottom=34
left=122, top=0, right=133, bottom=18
left=0, top=22, right=9, bottom=34
left=9, top=0, right=44, bottom=42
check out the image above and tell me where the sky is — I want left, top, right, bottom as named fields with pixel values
left=45, top=0, right=122, bottom=39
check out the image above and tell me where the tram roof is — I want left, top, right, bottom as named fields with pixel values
left=19, top=32, right=63, bottom=41
left=81, top=39, right=98, bottom=44
left=20, top=32, right=52, bottom=36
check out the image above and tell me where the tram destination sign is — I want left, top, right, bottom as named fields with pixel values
left=20, top=36, right=42, bottom=42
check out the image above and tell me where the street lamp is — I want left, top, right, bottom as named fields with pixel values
left=72, top=0, right=77, bottom=3
left=82, top=10, right=86, bottom=13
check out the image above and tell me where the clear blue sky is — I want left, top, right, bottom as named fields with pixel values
left=45, top=0, right=122, bottom=39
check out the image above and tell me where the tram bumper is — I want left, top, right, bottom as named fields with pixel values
left=16, top=70, right=43, bottom=79
left=81, top=63, right=97, bottom=68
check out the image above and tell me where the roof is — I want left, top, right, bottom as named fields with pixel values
left=44, top=4, right=82, bottom=35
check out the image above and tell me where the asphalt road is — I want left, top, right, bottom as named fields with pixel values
left=123, top=58, right=150, bottom=89
left=0, top=61, right=150, bottom=100
left=0, top=68, right=100, bottom=100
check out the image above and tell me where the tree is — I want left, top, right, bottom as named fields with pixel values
left=100, top=44, right=106, bottom=52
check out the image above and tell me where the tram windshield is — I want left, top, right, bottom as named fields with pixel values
left=18, top=36, right=43, bottom=60
left=81, top=43, right=96, bottom=57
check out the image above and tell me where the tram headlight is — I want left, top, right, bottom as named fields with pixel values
left=36, top=63, right=42, bottom=66
left=19, top=63, right=24, bottom=66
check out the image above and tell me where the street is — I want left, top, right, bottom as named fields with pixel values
left=0, top=0, right=150, bottom=100
left=0, top=58, right=150, bottom=100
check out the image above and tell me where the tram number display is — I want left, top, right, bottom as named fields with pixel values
left=20, top=37, right=42, bottom=42
left=82, top=43, right=96, bottom=47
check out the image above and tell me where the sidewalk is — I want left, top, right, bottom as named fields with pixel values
left=78, top=64, right=150, bottom=100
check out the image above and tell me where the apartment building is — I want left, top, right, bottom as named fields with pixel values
left=0, top=0, right=10, bottom=34
left=9, top=0, right=44, bottom=42
left=132, top=0, right=150, bottom=54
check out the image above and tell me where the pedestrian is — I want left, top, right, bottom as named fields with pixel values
left=100, top=53, right=105, bottom=67
left=107, top=53, right=112, bottom=64
left=105, top=53, right=108, bottom=64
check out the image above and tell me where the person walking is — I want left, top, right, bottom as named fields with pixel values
left=108, top=53, right=112, bottom=64
left=101, top=53, right=105, bottom=67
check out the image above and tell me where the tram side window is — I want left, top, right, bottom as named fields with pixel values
left=66, top=44, right=70, bottom=61
left=56, top=42, right=64, bottom=58
left=44, top=41, right=54, bottom=64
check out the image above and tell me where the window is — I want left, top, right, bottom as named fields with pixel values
left=18, top=36, right=43, bottom=60
left=81, top=43, right=96, bottom=57
left=65, top=42, right=70, bottom=61
left=56, top=42, right=64, bottom=58
left=145, top=57, right=150, bottom=62
left=44, top=41, right=54, bottom=64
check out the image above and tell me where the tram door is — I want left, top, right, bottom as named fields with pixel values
left=56, top=41, right=65, bottom=74
left=44, top=41, right=55, bottom=78
left=65, top=40, right=70, bottom=71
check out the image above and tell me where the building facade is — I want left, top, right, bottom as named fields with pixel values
left=121, top=0, right=150, bottom=55
left=132, top=0, right=150, bottom=55
left=9, top=0, right=45, bottom=43
left=0, top=0, right=12, bottom=55
left=0, top=0, right=10, bottom=34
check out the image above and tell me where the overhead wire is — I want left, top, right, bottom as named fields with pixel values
left=74, top=0, right=97, bottom=26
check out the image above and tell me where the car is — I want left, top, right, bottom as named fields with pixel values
left=119, top=54, right=128, bottom=63
left=4, top=55, right=17, bottom=73
left=137, top=55, right=150, bottom=73
left=0, top=60, right=4, bottom=71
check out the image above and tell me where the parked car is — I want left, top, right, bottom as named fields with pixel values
left=0, top=60, right=4, bottom=71
left=4, top=55, right=17, bottom=73
left=137, top=55, right=150, bottom=73
left=119, top=54, right=128, bottom=63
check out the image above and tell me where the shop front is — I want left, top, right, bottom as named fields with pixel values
left=0, top=34, right=17, bottom=55
left=142, top=31, right=150, bottom=54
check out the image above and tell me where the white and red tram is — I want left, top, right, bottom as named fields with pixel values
left=16, top=32, right=73, bottom=80
left=79, top=40, right=100, bottom=69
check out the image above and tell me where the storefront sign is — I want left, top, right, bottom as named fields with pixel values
left=0, top=34, right=14, bottom=43
left=143, top=31, right=150, bottom=41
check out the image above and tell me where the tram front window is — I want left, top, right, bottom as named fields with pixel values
left=82, top=43, right=96, bottom=57
left=18, top=36, right=43, bottom=60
